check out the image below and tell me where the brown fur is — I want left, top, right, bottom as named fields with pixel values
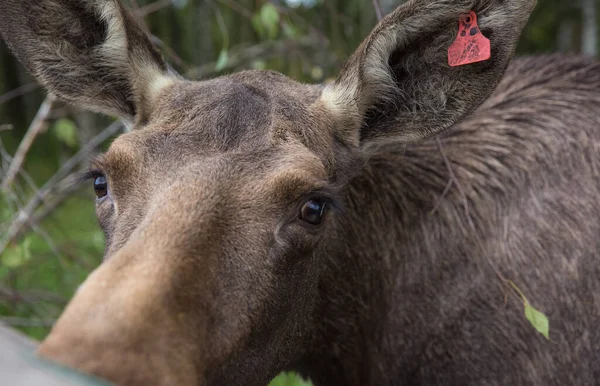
left=2, top=0, right=600, bottom=385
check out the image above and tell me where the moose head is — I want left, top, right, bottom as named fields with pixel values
left=0, top=0, right=535, bottom=385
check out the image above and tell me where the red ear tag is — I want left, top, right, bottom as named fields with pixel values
left=448, top=11, right=491, bottom=67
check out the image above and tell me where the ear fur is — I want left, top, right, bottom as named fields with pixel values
left=0, top=0, right=176, bottom=123
left=318, top=0, right=536, bottom=148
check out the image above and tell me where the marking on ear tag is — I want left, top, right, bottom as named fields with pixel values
left=448, top=11, right=491, bottom=67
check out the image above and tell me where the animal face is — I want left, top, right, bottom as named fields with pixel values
left=0, top=0, right=535, bottom=384
left=68, top=75, right=345, bottom=385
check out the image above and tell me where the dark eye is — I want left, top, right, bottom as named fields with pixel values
left=299, top=199, right=328, bottom=225
left=93, top=175, right=108, bottom=198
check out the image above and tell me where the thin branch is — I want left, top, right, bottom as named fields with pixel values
left=150, top=35, right=190, bottom=70
left=0, top=83, right=40, bottom=105
left=7, top=183, right=84, bottom=244
left=368, top=0, right=525, bottom=309
left=372, top=0, right=384, bottom=21
left=0, top=124, right=12, bottom=132
left=436, top=137, right=471, bottom=222
left=0, top=121, right=123, bottom=253
left=216, top=0, right=254, bottom=19
left=0, top=316, right=56, bottom=327
left=129, top=0, right=192, bottom=72
left=370, top=1, right=471, bottom=226
left=1, top=95, right=57, bottom=190
left=0, top=287, right=66, bottom=305
left=0, top=136, right=44, bottom=202
left=274, top=3, right=331, bottom=48
left=186, top=37, right=319, bottom=79
left=129, top=0, right=151, bottom=34
left=430, top=176, right=454, bottom=215
left=208, top=0, right=230, bottom=51
left=134, top=0, right=175, bottom=17
left=0, top=152, right=67, bottom=268
left=435, top=138, right=522, bottom=303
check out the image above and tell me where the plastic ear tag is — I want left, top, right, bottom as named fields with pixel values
left=448, top=11, right=491, bottom=67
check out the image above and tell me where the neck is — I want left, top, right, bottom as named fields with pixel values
left=300, top=126, right=522, bottom=384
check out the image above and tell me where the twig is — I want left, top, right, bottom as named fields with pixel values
left=0, top=158, right=68, bottom=268
left=0, top=121, right=123, bottom=252
left=372, top=0, right=467, bottom=223
left=434, top=137, right=524, bottom=304
left=129, top=0, right=151, bottom=34
left=216, top=0, right=254, bottom=19
left=0, top=124, right=12, bottom=132
left=1, top=95, right=57, bottom=190
left=371, top=2, right=471, bottom=226
left=0, top=287, right=66, bottom=305
left=430, top=176, right=454, bottom=215
left=150, top=35, right=190, bottom=70
left=0, top=316, right=56, bottom=327
left=208, top=0, right=230, bottom=52
left=7, top=183, right=84, bottom=244
left=372, top=0, right=384, bottom=21
left=134, top=0, right=174, bottom=17
left=129, top=1, right=191, bottom=73
left=186, top=37, right=318, bottom=79
left=0, top=136, right=45, bottom=203
left=0, top=83, right=40, bottom=105
left=436, top=137, right=471, bottom=222
left=368, top=0, right=527, bottom=311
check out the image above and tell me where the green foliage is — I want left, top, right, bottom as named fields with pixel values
left=524, top=304, right=550, bottom=340
left=2, top=236, right=33, bottom=268
left=0, top=189, right=104, bottom=340
left=52, top=118, right=78, bottom=148
left=215, top=49, right=229, bottom=71
left=282, top=21, right=300, bottom=39
left=269, top=372, right=313, bottom=386
left=253, top=3, right=280, bottom=40
left=508, top=280, right=550, bottom=340
left=0, top=193, right=13, bottom=223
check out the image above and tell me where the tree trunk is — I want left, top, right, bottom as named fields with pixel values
left=581, top=0, right=598, bottom=56
left=558, top=20, right=575, bottom=52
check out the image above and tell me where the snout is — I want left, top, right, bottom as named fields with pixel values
left=37, top=242, right=208, bottom=386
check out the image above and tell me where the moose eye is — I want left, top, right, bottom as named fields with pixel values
left=299, top=199, right=328, bottom=225
left=93, top=175, right=108, bottom=198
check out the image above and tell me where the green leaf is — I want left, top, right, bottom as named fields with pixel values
left=1, top=235, right=35, bottom=268
left=53, top=118, right=78, bottom=148
left=310, top=66, right=324, bottom=81
left=524, top=304, right=550, bottom=340
left=0, top=199, right=13, bottom=222
left=2, top=249, right=24, bottom=268
left=268, top=372, right=313, bottom=386
left=251, top=13, right=266, bottom=38
left=21, top=237, right=32, bottom=262
left=260, top=3, right=280, bottom=40
left=91, top=230, right=105, bottom=251
left=282, top=21, right=299, bottom=39
left=251, top=60, right=267, bottom=70
left=2, top=245, right=28, bottom=268
left=215, top=49, right=229, bottom=72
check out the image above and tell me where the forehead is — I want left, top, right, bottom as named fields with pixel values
left=144, top=70, right=324, bottom=153
left=100, top=70, right=331, bottom=182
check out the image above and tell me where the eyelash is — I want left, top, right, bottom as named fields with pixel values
left=301, top=192, right=343, bottom=215
left=74, top=169, right=104, bottom=185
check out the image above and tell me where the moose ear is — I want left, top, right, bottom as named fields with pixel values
left=317, top=0, right=536, bottom=148
left=0, top=0, right=176, bottom=123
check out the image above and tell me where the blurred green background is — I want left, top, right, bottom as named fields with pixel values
left=0, top=0, right=598, bottom=385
